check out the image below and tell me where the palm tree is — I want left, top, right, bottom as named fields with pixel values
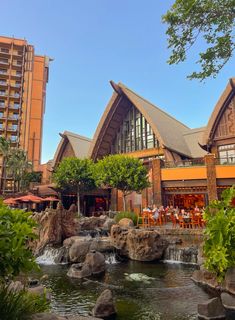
left=0, top=137, right=11, bottom=193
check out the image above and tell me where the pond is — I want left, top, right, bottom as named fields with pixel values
left=39, top=259, right=212, bottom=320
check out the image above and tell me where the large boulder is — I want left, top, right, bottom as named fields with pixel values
left=110, top=225, right=168, bottom=261
left=33, top=207, right=80, bottom=254
left=67, top=251, right=105, bottom=279
left=118, top=218, right=134, bottom=228
left=198, top=297, right=225, bottom=319
left=67, top=236, right=113, bottom=263
left=69, top=238, right=92, bottom=263
left=221, top=292, right=235, bottom=310
left=191, top=269, right=220, bottom=291
left=92, top=289, right=116, bottom=318
left=224, top=267, right=235, bottom=295
left=79, top=216, right=106, bottom=231
left=102, top=218, right=116, bottom=232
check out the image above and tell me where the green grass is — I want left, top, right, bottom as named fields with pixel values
left=115, top=211, right=138, bottom=226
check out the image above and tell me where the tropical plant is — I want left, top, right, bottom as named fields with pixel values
left=203, top=186, right=235, bottom=281
left=114, top=211, right=138, bottom=226
left=163, top=0, right=235, bottom=80
left=0, top=285, right=49, bottom=320
left=53, top=157, right=96, bottom=214
left=0, top=203, right=38, bottom=279
left=95, top=155, right=150, bottom=211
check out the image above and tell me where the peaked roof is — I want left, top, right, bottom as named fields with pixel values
left=52, top=131, right=91, bottom=168
left=183, top=127, right=207, bottom=158
left=202, top=78, right=235, bottom=146
left=90, top=81, right=201, bottom=159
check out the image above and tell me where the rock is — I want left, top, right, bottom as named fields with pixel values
left=85, top=251, right=105, bottom=275
left=7, top=280, right=24, bottom=292
left=110, top=225, right=168, bottom=261
left=67, top=251, right=105, bottom=279
left=67, top=263, right=91, bottom=279
left=28, top=285, right=51, bottom=300
left=33, top=208, right=80, bottom=254
left=224, top=267, right=235, bottom=295
left=118, top=218, right=134, bottom=228
left=92, top=289, right=116, bottom=318
left=40, top=274, right=49, bottom=281
left=79, top=217, right=104, bottom=231
left=102, top=218, right=116, bottom=232
left=198, top=297, right=226, bottom=319
left=90, top=237, right=114, bottom=253
left=191, top=269, right=220, bottom=291
left=69, top=238, right=92, bottom=263
left=221, top=292, right=235, bottom=310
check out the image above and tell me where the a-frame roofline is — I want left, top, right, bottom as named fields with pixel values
left=202, top=78, right=235, bottom=147
left=89, top=81, right=193, bottom=160
left=52, top=131, right=91, bottom=169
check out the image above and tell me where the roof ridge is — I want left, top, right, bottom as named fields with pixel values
left=118, top=82, right=190, bottom=130
left=64, top=131, right=92, bottom=142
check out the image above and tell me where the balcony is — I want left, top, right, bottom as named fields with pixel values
left=0, top=92, right=8, bottom=97
left=215, top=157, right=235, bottom=165
left=8, top=115, right=19, bottom=121
left=10, top=83, right=21, bottom=88
left=7, top=126, right=18, bottom=132
left=0, top=49, right=10, bottom=56
left=11, top=72, right=21, bottom=78
left=162, top=158, right=205, bottom=168
left=0, top=60, right=9, bottom=66
left=0, top=71, right=8, bottom=78
left=0, top=103, right=6, bottom=109
left=0, top=80, right=7, bottom=87
left=9, top=104, right=20, bottom=110
left=10, top=93, right=20, bottom=99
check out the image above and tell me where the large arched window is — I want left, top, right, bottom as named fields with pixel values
left=112, top=105, right=159, bottom=154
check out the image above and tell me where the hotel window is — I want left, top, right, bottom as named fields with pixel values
left=218, top=144, right=235, bottom=164
left=0, top=90, right=5, bottom=96
left=1, top=48, right=9, bottom=53
left=16, top=71, right=21, bottom=76
left=0, top=123, right=3, bottom=129
left=0, top=112, right=4, bottom=118
left=113, top=105, right=159, bottom=154
left=0, top=69, right=7, bottom=75
left=0, top=100, right=4, bottom=106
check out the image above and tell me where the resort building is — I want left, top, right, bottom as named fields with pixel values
left=0, top=36, right=50, bottom=192
left=45, top=78, right=235, bottom=215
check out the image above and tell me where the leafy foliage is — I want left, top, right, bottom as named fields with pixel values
left=53, top=157, right=96, bottom=192
left=21, top=171, right=42, bottom=191
left=95, top=155, right=150, bottom=210
left=115, top=211, right=138, bottom=226
left=0, top=284, right=49, bottom=320
left=0, top=137, right=33, bottom=192
left=163, top=0, right=235, bottom=80
left=53, top=157, right=96, bottom=213
left=203, top=186, right=235, bottom=281
left=0, top=203, right=38, bottom=278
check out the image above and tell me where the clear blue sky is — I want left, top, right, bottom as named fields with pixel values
left=1, top=0, right=234, bottom=163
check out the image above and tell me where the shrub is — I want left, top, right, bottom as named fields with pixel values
left=0, top=203, right=38, bottom=278
left=203, top=186, right=235, bottom=281
left=115, top=211, right=138, bottom=226
left=0, top=285, right=49, bottom=320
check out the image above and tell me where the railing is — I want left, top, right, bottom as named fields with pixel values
left=162, top=158, right=205, bottom=168
left=215, top=157, right=235, bottom=165
left=0, top=71, right=7, bottom=75
left=10, top=94, right=20, bottom=98
left=0, top=81, right=7, bottom=86
left=0, top=92, right=7, bottom=96
left=0, top=60, right=9, bottom=65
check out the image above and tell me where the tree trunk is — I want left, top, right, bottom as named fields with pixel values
left=77, top=189, right=80, bottom=215
left=123, top=193, right=126, bottom=211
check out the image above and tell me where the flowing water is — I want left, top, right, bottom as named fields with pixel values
left=38, top=259, right=213, bottom=320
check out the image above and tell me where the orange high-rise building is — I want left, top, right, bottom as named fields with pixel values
left=0, top=36, right=50, bottom=191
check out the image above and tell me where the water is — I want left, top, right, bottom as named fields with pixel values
left=36, top=246, right=68, bottom=265
left=39, top=260, right=212, bottom=320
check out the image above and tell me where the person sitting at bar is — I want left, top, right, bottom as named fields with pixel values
left=152, top=204, right=159, bottom=221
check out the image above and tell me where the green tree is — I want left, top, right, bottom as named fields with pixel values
left=0, top=137, right=11, bottom=192
left=53, top=157, right=96, bottom=214
left=203, top=186, right=235, bottom=281
left=0, top=203, right=38, bottom=278
left=163, top=0, right=235, bottom=80
left=95, top=155, right=150, bottom=211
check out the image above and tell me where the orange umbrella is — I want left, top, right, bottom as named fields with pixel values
left=3, top=198, right=18, bottom=205
left=15, top=194, right=43, bottom=203
left=43, top=197, right=59, bottom=202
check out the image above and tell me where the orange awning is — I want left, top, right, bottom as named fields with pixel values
left=3, top=198, right=18, bottom=205
left=43, top=197, right=59, bottom=202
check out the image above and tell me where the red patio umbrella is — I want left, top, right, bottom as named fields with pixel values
left=42, top=197, right=59, bottom=202
left=15, top=194, right=44, bottom=203
left=3, top=198, right=18, bottom=205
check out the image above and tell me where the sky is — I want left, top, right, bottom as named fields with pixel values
left=1, top=0, right=234, bottom=163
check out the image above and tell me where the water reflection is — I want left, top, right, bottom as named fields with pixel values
left=39, top=261, right=212, bottom=319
